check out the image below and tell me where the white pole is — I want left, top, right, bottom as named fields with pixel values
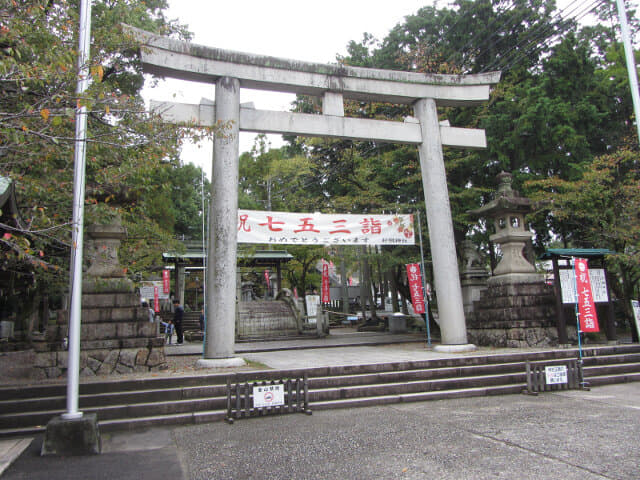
left=63, top=0, right=92, bottom=420
left=416, top=211, right=431, bottom=346
left=201, top=168, right=207, bottom=356
left=616, top=0, right=640, bottom=144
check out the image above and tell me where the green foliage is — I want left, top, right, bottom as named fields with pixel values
left=283, top=0, right=640, bottom=310
left=527, top=144, right=640, bottom=300
left=0, top=1, right=205, bottom=296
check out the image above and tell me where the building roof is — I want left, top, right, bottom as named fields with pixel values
left=163, top=249, right=293, bottom=265
left=539, top=248, right=617, bottom=259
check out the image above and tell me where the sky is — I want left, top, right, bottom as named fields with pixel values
left=142, top=0, right=431, bottom=178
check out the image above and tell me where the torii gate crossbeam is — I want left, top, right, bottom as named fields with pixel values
left=129, top=25, right=500, bottom=362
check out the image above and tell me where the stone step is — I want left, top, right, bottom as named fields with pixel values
left=311, top=384, right=526, bottom=411
left=310, top=372, right=526, bottom=402
left=0, top=345, right=638, bottom=436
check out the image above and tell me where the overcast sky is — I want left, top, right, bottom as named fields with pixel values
left=142, top=0, right=431, bottom=177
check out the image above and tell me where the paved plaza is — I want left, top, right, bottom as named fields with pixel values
left=2, top=380, right=638, bottom=479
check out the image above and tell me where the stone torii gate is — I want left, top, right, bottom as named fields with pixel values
left=129, top=26, right=500, bottom=365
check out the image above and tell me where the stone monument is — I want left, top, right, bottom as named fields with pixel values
left=32, top=218, right=166, bottom=378
left=466, top=172, right=575, bottom=347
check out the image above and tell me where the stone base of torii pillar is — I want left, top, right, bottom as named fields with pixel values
left=195, top=357, right=246, bottom=369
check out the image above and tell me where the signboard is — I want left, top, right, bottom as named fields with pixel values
left=321, top=262, right=330, bottom=303
left=162, top=269, right=170, bottom=294
left=575, top=258, right=600, bottom=332
left=406, top=263, right=425, bottom=314
left=559, top=268, right=608, bottom=304
left=305, top=295, right=320, bottom=324
left=631, top=300, right=640, bottom=339
left=545, top=365, right=568, bottom=385
left=253, top=384, right=285, bottom=408
left=140, top=281, right=169, bottom=302
left=238, top=209, right=414, bottom=245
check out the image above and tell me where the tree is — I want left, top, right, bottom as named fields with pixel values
left=527, top=144, right=640, bottom=325
left=0, top=1, right=206, bottom=317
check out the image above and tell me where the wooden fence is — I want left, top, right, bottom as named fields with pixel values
left=226, top=374, right=312, bottom=423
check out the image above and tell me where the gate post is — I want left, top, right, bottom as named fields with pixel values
left=200, top=76, right=244, bottom=365
left=414, top=98, right=474, bottom=350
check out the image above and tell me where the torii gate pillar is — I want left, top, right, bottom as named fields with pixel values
left=415, top=98, right=470, bottom=349
left=198, top=77, right=245, bottom=368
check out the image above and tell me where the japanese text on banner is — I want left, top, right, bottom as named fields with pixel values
left=162, top=269, right=170, bottom=294
left=322, top=262, right=330, bottom=304
left=406, top=263, right=425, bottom=314
left=237, top=210, right=414, bottom=246
left=575, top=258, right=600, bottom=333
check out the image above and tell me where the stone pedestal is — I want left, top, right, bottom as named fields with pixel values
left=31, top=220, right=166, bottom=378
left=467, top=283, right=577, bottom=347
left=41, top=413, right=101, bottom=456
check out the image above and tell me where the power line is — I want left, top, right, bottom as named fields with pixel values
left=479, top=0, right=602, bottom=73
left=498, top=0, right=606, bottom=73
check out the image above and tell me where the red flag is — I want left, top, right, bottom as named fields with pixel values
left=264, top=270, right=270, bottom=288
left=162, top=269, right=170, bottom=294
left=575, top=258, right=599, bottom=332
left=293, top=287, right=299, bottom=299
left=322, top=262, right=330, bottom=303
left=153, top=286, right=160, bottom=313
left=406, top=263, right=425, bottom=314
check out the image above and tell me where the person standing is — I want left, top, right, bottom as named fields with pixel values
left=173, top=299, right=184, bottom=345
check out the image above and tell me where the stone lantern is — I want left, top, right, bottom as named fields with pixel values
left=466, top=172, right=561, bottom=348
left=470, top=171, right=541, bottom=285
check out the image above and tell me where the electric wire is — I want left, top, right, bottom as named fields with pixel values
left=498, top=0, right=607, bottom=73
left=479, top=0, right=604, bottom=73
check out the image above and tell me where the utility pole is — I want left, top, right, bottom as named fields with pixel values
left=616, top=0, right=640, bottom=144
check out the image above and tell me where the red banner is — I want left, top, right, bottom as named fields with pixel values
left=322, top=262, right=330, bottom=303
left=153, top=286, right=160, bottom=313
left=575, top=258, right=600, bottom=332
left=162, top=269, right=170, bottom=294
left=406, top=263, right=425, bottom=314
left=264, top=270, right=270, bottom=288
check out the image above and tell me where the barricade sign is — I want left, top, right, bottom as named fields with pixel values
left=253, top=384, right=285, bottom=408
left=545, top=365, right=568, bottom=385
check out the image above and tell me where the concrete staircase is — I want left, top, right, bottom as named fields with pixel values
left=182, top=311, right=201, bottom=331
left=237, top=300, right=299, bottom=339
left=1, top=344, right=639, bottom=437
